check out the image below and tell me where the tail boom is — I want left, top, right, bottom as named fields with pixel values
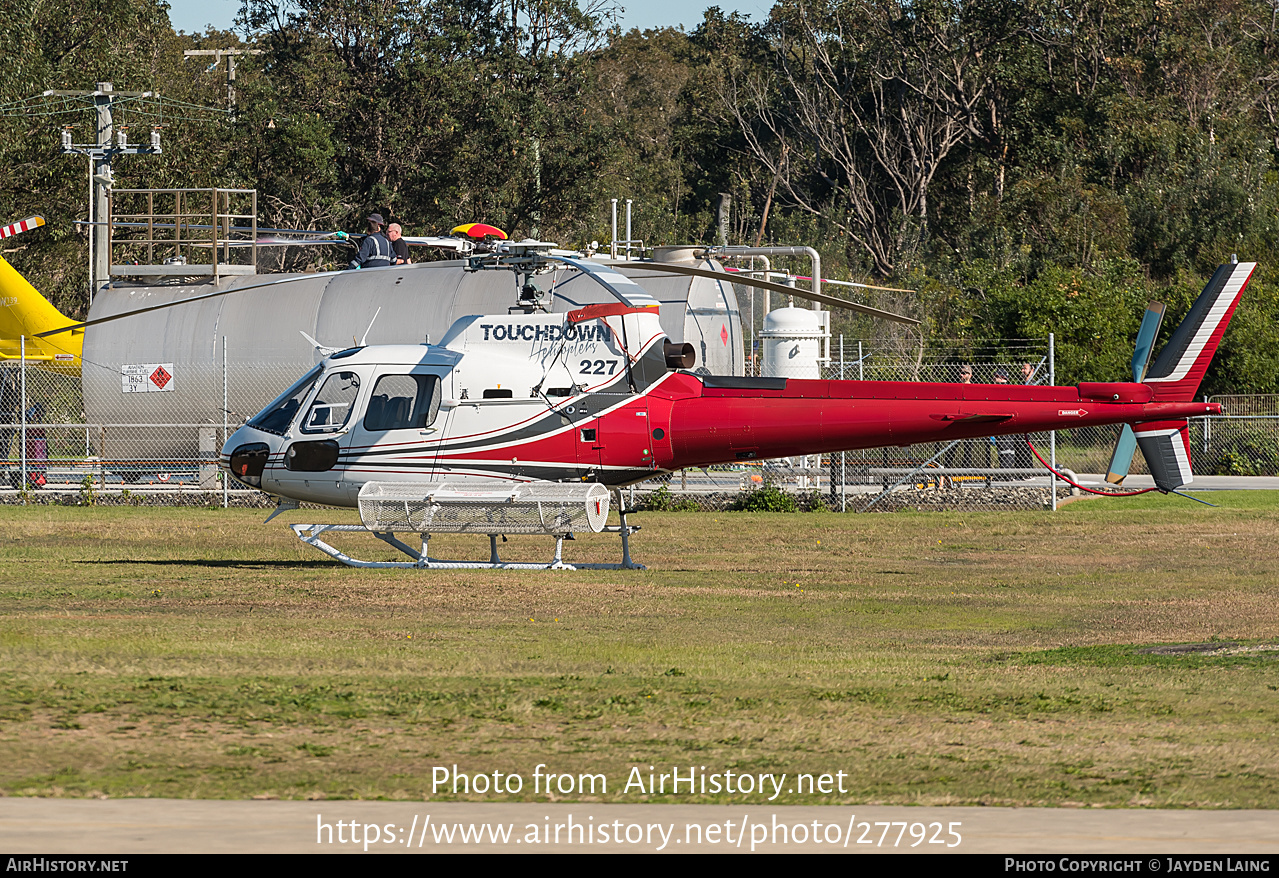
left=657, top=375, right=1216, bottom=469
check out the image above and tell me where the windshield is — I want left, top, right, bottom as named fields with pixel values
left=247, top=365, right=322, bottom=435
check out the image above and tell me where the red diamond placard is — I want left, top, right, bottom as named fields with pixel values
left=720, top=324, right=729, bottom=346
left=149, top=365, right=172, bottom=390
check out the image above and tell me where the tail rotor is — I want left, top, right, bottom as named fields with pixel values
left=1105, top=301, right=1166, bottom=484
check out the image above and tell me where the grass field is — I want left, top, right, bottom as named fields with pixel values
left=1, top=494, right=1277, bottom=807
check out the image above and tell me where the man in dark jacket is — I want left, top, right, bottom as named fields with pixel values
left=387, top=223, right=410, bottom=265
left=348, top=213, right=393, bottom=269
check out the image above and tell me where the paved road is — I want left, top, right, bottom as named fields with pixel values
left=1078, top=474, right=1279, bottom=491
left=1, top=800, right=1276, bottom=854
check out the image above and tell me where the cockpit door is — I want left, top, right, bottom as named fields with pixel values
left=271, top=366, right=366, bottom=505
left=339, top=368, right=447, bottom=497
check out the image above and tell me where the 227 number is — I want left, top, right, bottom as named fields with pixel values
left=579, top=359, right=619, bottom=375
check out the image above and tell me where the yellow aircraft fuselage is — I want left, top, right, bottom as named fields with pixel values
left=0, top=255, right=82, bottom=367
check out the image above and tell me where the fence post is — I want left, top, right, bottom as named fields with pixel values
left=840, top=335, right=846, bottom=512
left=19, top=336, right=26, bottom=494
left=1049, top=333, right=1057, bottom=512
left=1203, top=394, right=1210, bottom=454
left=223, top=335, right=229, bottom=509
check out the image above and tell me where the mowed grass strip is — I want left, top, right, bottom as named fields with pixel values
left=0, top=493, right=1276, bottom=806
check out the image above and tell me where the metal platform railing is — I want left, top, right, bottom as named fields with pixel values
left=108, top=187, right=257, bottom=279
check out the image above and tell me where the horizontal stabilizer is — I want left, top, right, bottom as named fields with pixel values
left=1134, top=419, right=1193, bottom=492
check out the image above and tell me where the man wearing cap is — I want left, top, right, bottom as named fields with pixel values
left=348, top=213, right=393, bottom=269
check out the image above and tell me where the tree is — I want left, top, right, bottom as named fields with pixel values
left=721, top=0, right=1022, bottom=276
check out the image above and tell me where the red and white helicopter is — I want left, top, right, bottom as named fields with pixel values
left=209, top=235, right=1252, bottom=569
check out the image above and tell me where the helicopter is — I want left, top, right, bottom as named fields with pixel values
left=203, top=239, right=1251, bottom=570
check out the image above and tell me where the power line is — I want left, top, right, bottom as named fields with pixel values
left=0, top=90, right=231, bottom=121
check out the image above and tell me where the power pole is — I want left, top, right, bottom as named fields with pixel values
left=50, top=82, right=161, bottom=305
left=183, top=49, right=263, bottom=111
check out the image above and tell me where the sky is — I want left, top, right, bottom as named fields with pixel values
left=164, top=1, right=770, bottom=37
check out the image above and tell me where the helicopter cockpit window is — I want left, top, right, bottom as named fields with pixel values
left=248, top=364, right=322, bottom=436
left=301, top=370, right=361, bottom=433
left=363, top=374, right=441, bottom=431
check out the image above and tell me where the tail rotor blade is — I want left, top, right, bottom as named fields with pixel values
left=1105, top=424, right=1139, bottom=485
left=1132, top=301, right=1165, bottom=382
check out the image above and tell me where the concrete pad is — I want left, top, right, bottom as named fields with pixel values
left=1, top=800, right=1277, bottom=854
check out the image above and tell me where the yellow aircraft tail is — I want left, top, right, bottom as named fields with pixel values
left=0, top=254, right=82, bottom=366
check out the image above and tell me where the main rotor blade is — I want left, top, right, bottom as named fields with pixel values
left=602, top=261, right=919, bottom=325
left=95, top=220, right=348, bottom=237
left=36, top=270, right=348, bottom=338
left=0, top=215, right=45, bottom=240
left=545, top=255, right=662, bottom=309
left=739, top=269, right=915, bottom=294
left=38, top=255, right=664, bottom=339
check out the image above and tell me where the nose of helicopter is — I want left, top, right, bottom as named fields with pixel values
left=221, top=424, right=279, bottom=488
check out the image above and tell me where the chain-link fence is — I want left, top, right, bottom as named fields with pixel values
left=2, top=345, right=1275, bottom=511
left=0, top=351, right=313, bottom=506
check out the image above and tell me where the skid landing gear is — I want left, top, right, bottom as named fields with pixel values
left=286, top=488, right=645, bottom=570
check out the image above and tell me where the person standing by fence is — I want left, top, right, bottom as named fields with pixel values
left=24, top=402, right=46, bottom=488
left=945, top=365, right=977, bottom=484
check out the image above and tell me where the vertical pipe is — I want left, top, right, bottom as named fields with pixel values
left=251, top=190, right=258, bottom=271
left=19, top=336, right=26, bottom=492
left=610, top=199, right=617, bottom=259
left=211, top=189, right=220, bottom=279
left=625, top=199, right=632, bottom=259
left=1049, top=333, right=1057, bottom=512
left=809, top=249, right=821, bottom=312
left=858, top=341, right=864, bottom=381
left=92, top=84, right=113, bottom=307
left=1203, top=394, right=1210, bottom=454
left=223, top=335, right=229, bottom=509
left=147, top=190, right=154, bottom=265
left=760, top=258, right=770, bottom=317
left=86, top=159, right=93, bottom=305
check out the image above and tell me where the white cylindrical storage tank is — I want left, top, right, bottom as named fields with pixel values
left=760, top=304, right=823, bottom=379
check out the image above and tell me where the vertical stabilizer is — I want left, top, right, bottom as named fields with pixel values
left=0, top=255, right=82, bottom=364
left=1134, top=419, right=1193, bottom=492
left=1144, top=262, right=1254, bottom=401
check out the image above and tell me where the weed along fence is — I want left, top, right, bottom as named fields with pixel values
left=1, top=343, right=1275, bottom=512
